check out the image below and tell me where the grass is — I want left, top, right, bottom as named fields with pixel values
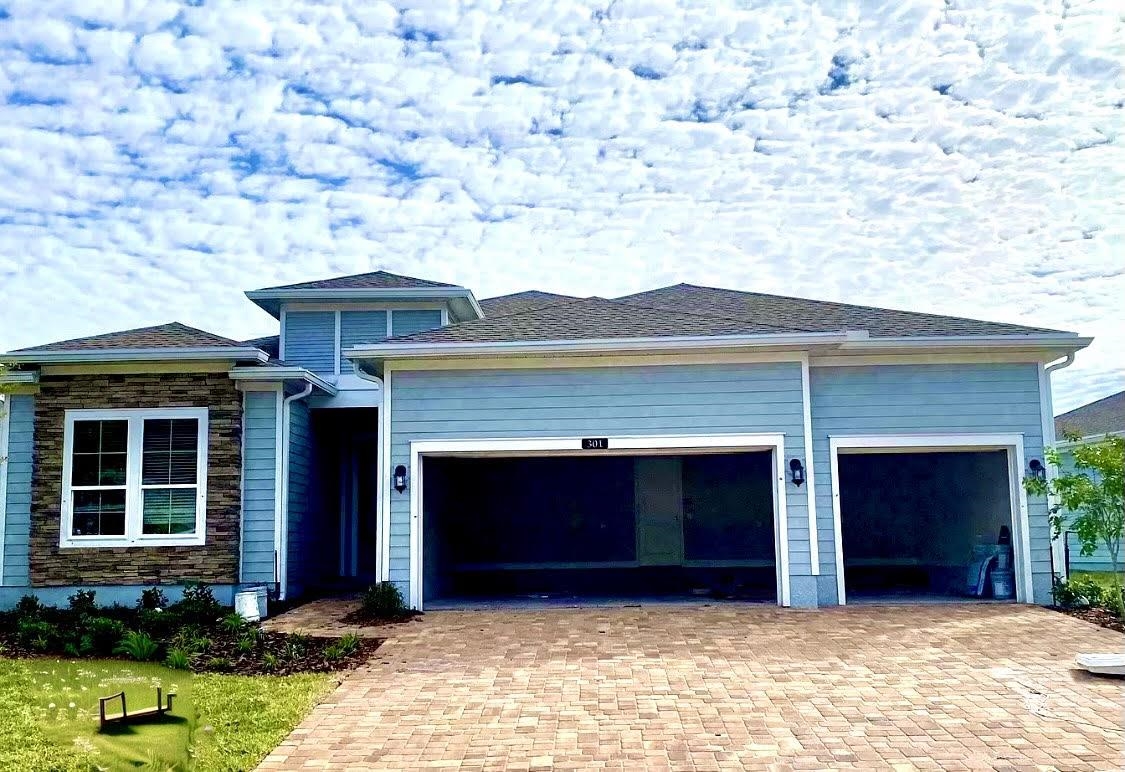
left=1071, top=570, right=1124, bottom=592
left=0, top=658, right=334, bottom=771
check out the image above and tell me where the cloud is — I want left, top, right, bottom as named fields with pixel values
left=0, top=0, right=1122, bottom=411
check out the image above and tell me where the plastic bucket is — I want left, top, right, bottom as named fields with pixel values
left=991, top=570, right=1015, bottom=600
left=996, top=551, right=1011, bottom=571
left=234, top=586, right=268, bottom=621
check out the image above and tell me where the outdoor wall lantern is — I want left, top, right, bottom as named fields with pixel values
left=1028, top=458, right=1046, bottom=481
left=393, top=464, right=408, bottom=493
left=789, top=458, right=806, bottom=487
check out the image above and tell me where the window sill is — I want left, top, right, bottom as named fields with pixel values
left=59, top=536, right=206, bottom=549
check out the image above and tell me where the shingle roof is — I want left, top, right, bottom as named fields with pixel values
left=617, top=284, right=1066, bottom=338
left=242, top=335, right=280, bottom=360
left=13, top=322, right=246, bottom=352
left=252, top=270, right=457, bottom=292
left=381, top=296, right=811, bottom=345
left=480, top=291, right=579, bottom=317
left=1055, top=391, right=1125, bottom=438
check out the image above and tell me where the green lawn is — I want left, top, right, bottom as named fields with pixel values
left=1071, top=570, right=1124, bottom=592
left=0, top=658, right=334, bottom=771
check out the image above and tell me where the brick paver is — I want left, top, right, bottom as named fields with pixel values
left=260, top=603, right=1124, bottom=770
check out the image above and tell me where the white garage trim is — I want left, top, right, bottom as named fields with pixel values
left=409, top=433, right=791, bottom=611
left=828, top=433, right=1032, bottom=605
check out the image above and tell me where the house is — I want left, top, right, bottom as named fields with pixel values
left=1053, top=390, right=1124, bottom=574
left=0, top=271, right=1093, bottom=610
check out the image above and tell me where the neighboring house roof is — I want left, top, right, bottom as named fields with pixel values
left=251, top=270, right=457, bottom=292
left=479, top=290, right=580, bottom=317
left=242, top=334, right=280, bottom=360
left=617, top=284, right=1066, bottom=338
left=1055, top=391, right=1125, bottom=438
left=12, top=322, right=246, bottom=351
left=377, top=296, right=811, bottom=345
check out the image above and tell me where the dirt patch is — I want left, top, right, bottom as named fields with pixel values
left=1054, top=606, right=1125, bottom=634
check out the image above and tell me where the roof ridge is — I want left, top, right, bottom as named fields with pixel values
left=663, top=283, right=1064, bottom=334
left=252, top=269, right=457, bottom=292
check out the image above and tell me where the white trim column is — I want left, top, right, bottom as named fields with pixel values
left=799, top=356, right=820, bottom=576
left=0, top=397, right=10, bottom=585
left=1038, top=364, right=1065, bottom=581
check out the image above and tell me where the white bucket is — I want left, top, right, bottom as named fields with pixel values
left=234, top=586, right=268, bottom=621
left=991, top=570, right=1015, bottom=600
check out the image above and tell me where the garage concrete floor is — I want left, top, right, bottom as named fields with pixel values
left=261, top=603, right=1124, bottom=770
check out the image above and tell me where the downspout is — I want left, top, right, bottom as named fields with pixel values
left=277, top=382, right=314, bottom=600
left=1041, top=352, right=1076, bottom=584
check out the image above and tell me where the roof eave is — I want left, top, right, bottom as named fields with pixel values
left=838, top=335, right=1092, bottom=352
left=346, top=330, right=864, bottom=360
left=228, top=366, right=338, bottom=395
left=2, top=347, right=270, bottom=365
left=245, top=287, right=484, bottom=320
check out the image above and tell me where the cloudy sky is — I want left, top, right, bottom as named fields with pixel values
left=0, top=0, right=1121, bottom=411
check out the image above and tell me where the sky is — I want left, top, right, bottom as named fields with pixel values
left=0, top=0, right=1121, bottom=412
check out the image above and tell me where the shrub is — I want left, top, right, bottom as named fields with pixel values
left=1052, top=575, right=1110, bottom=608
left=206, top=656, right=232, bottom=671
left=174, top=583, right=222, bottom=624
left=14, top=595, right=44, bottom=618
left=283, top=632, right=311, bottom=661
left=85, top=617, right=126, bottom=656
left=262, top=653, right=279, bottom=672
left=115, top=630, right=160, bottom=661
left=138, top=587, right=169, bottom=610
left=169, top=626, right=211, bottom=655
left=360, top=582, right=408, bottom=617
left=165, top=648, right=192, bottom=670
left=137, top=607, right=177, bottom=638
left=220, top=612, right=247, bottom=634
left=67, top=589, right=98, bottom=615
left=17, top=619, right=58, bottom=652
left=324, top=633, right=360, bottom=661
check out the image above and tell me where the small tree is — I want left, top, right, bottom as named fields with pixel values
left=1025, top=433, right=1124, bottom=616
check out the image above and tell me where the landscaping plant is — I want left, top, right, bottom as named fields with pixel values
left=1026, top=433, right=1125, bottom=616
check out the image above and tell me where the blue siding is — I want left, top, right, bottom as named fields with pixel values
left=284, top=311, right=335, bottom=374
left=2, top=394, right=34, bottom=586
left=390, top=363, right=810, bottom=604
left=241, top=391, right=277, bottom=585
left=286, top=400, right=315, bottom=597
left=392, top=309, right=443, bottom=337
left=340, top=310, right=388, bottom=371
left=1058, top=447, right=1118, bottom=573
left=809, top=363, right=1052, bottom=604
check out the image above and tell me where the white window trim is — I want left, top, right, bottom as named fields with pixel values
left=60, top=407, right=209, bottom=548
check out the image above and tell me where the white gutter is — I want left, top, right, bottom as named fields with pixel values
left=346, top=331, right=863, bottom=360
left=229, top=367, right=338, bottom=395
left=2, top=347, right=269, bottom=364
left=1045, top=352, right=1076, bottom=374
left=839, top=335, right=1092, bottom=350
left=276, top=382, right=314, bottom=600
left=1039, top=352, right=1077, bottom=583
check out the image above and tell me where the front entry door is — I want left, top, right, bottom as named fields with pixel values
left=635, top=457, right=684, bottom=565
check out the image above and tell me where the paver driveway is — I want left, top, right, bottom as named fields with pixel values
left=260, top=603, right=1124, bottom=770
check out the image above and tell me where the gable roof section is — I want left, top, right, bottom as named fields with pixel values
left=13, top=322, right=245, bottom=351
left=252, top=270, right=457, bottom=292
left=617, top=284, right=1068, bottom=338
left=1055, top=391, right=1125, bottom=438
left=376, top=296, right=816, bottom=345
left=479, top=290, right=579, bottom=317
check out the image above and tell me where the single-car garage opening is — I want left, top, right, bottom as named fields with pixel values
left=421, top=451, right=779, bottom=606
left=837, top=450, right=1017, bottom=602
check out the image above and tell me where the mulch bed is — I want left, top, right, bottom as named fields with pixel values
left=1054, top=606, right=1125, bottom=634
left=340, top=608, right=423, bottom=627
left=201, top=631, right=382, bottom=675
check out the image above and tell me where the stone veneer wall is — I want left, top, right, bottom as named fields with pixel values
left=30, top=372, right=242, bottom=586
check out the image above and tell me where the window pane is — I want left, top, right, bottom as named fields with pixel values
left=71, top=420, right=129, bottom=486
left=71, top=490, right=126, bottom=536
left=142, top=488, right=197, bottom=535
left=73, top=422, right=102, bottom=454
left=142, top=418, right=199, bottom=485
left=101, top=421, right=128, bottom=453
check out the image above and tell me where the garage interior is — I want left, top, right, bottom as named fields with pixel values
left=837, top=450, right=1017, bottom=602
left=422, top=451, right=778, bottom=605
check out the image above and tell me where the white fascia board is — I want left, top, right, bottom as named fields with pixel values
left=3, top=347, right=269, bottom=364
left=839, top=335, right=1092, bottom=351
left=346, top=331, right=862, bottom=360
left=246, top=287, right=482, bottom=319
left=228, top=367, right=338, bottom=395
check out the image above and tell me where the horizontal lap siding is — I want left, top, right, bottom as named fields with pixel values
left=3, top=395, right=34, bottom=586
left=287, top=401, right=314, bottom=597
left=284, top=311, right=335, bottom=375
left=391, top=310, right=443, bottom=337
left=1058, top=448, right=1116, bottom=572
left=809, top=363, right=1051, bottom=602
left=390, top=363, right=809, bottom=598
left=241, top=392, right=277, bottom=585
left=340, top=311, right=388, bottom=371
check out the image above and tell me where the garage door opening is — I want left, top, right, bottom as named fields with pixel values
left=420, top=451, right=779, bottom=606
left=837, top=449, right=1018, bottom=603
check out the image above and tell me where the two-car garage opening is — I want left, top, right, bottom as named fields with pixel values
left=420, top=448, right=782, bottom=606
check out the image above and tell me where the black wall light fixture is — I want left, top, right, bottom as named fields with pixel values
left=1028, top=458, right=1046, bottom=481
left=393, top=464, right=408, bottom=493
left=789, top=458, right=805, bottom=486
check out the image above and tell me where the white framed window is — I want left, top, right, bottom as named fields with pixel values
left=61, top=408, right=208, bottom=548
